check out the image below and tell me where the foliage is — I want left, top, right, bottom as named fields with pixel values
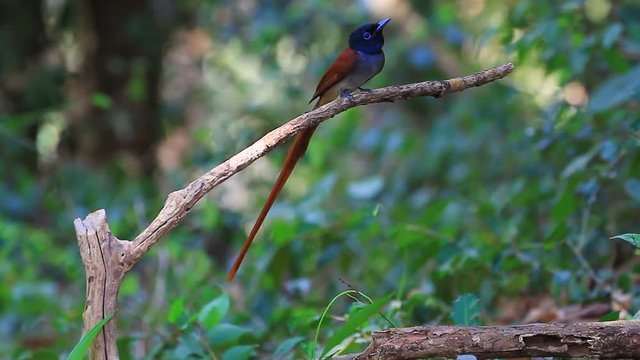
left=1, top=0, right=640, bottom=358
left=313, top=291, right=392, bottom=359
left=66, top=312, right=114, bottom=360
left=451, top=293, right=481, bottom=326
left=611, top=233, right=640, bottom=248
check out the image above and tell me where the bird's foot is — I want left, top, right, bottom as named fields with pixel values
left=358, top=87, right=373, bottom=93
left=340, top=90, right=354, bottom=100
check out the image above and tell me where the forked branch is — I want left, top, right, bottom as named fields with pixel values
left=74, top=63, right=514, bottom=359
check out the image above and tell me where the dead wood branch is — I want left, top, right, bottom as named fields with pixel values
left=74, top=63, right=514, bottom=359
left=332, top=320, right=640, bottom=359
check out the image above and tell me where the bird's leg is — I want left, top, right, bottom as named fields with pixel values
left=357, top=87, right=373, bottom=93
left=340, top=89, right=354, bottom=100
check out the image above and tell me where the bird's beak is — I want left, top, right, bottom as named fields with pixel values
left=375, top=18, right=391, bottom=34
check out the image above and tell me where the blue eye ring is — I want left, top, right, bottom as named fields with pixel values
left=363, top=32, right=371, bottom=40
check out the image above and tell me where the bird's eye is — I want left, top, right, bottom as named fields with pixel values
left=363, top=32, right=372, bottom=40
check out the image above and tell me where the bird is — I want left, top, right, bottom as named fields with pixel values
left=227, top=18, right=391, bottom=281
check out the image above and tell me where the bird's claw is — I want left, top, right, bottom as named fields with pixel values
left=358, top=87, right=373, bottom=93
left=340, top=90, right=354, bottom=100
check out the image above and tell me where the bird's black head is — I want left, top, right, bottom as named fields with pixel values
left=348, top=18, right=390, bottom=54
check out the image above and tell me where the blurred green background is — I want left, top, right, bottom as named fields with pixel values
left=2, top=0, right=640, bottom=358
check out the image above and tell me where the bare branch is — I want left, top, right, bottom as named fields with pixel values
left=126, top=62, right=515, bottom=265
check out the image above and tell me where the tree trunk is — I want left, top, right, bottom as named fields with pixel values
left=64, top=0, right=175, bottom=173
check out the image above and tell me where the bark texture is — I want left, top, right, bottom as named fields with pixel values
left=334, top=321, right=640, bottom=359
left=74, top=210, right=130, bottom=359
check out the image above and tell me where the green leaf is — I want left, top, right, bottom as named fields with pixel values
left=602, top=23, right=623, bottom=48
left=66, top=312, right=114, bottom=360
left=451, top=293, right=480, bottom=326
left=120, top=274, right=140, bottom=296
left=201, top=203, right=221, bottom=231
left=90, top=92, right=112, bottom=109
left=272, top=219, right=296, bottom=246
left=126, top=62, right=147, bottom=102
left=174, top=336, right=204, bottom=358
left=321, top=293, right=393, bottom=358
left=610, top=233, right=640, bottom=248
left=222, top=345, right=255, bottom=360
left=167, top=297, right=184, bottom=324
left=633, top=311, right=640, bottom=320
left=551, top=186, right=578, bottom=223
left=624, top=179, right=640, bottom=201
left=544, top=223, right=569, bottom=250
left=589, top=65, right=640, bottom=113
left=198, top=291, right=230, bottom=329
left=273, top=336, right=305, bottom=359
left=561, top=146, right=599, bottom=178
left=30, top=350, right=58, bottom=360
left=599, top=311, right=620, bottom=322
left=207, top=323, right=251, bottom=346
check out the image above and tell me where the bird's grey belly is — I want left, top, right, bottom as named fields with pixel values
left=341, top=51, right=385, bottom=90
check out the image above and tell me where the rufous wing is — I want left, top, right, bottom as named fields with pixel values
left=309, top=48, right=359, bottom=103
